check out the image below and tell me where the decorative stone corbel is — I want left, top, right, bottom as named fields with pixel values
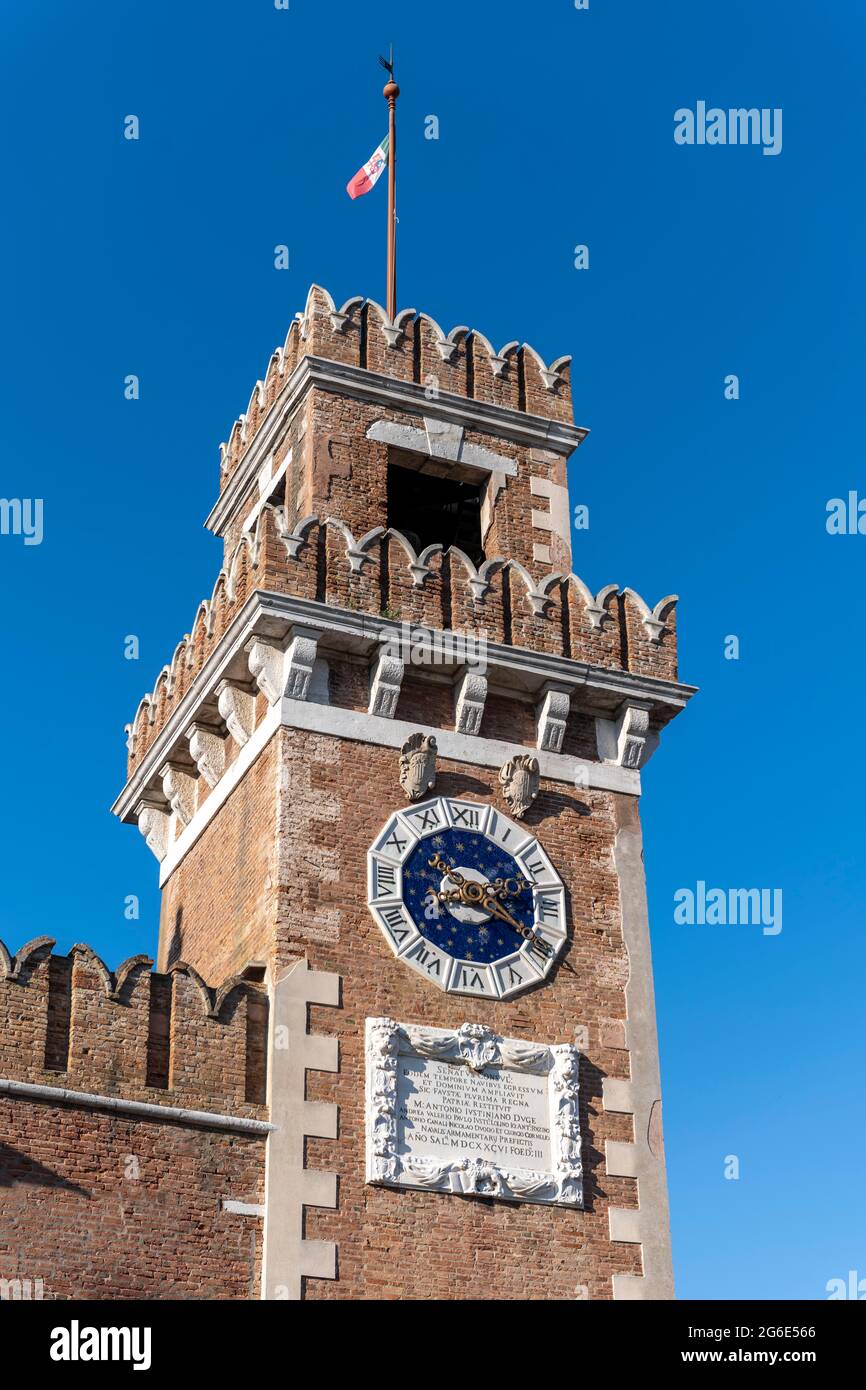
left=454, top=667, right=488, bottom=736
left=216, top=679, right=256, bottom=747
left=159, top=763, right=196, bottom=828
left=247, top=637, right=284, bottom=704
left=186, top=722, right=227, bottom=789
left=136, top=799, right=170, bottom=862
left=539, top=356, right=571, bottom=392
left=399, top=733, right=437, bottom=801
left=619, top=706, right=649, bottom=768
left=499, top=754, right=540, bottom=818
left=571, top=579, right=619, bottom=631
left=596, top=701, right=656, bottom=769
left=283, top=628, right=320, bottom=701
left=369, top=650, right=405, bottom=719
left=536, top=683, right=571, bottom=754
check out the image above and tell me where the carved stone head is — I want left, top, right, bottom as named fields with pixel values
left=456, top=1023, right=500, bottom=1072
left=498, top=754, right=540, bottom=818
left=399, top=733, right=437, bottom=802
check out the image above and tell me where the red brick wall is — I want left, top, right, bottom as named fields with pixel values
left=0, top=1099, right=264, bottom=1300
left=270, top=729, right=640, bottom=1300
left=0, top=934, right=268, bottom=1300
left=144, top=721, right=643, bottom=1299
left=158, top=737, right=279, bottom=980
left=3, top=721, right=645, bottom=1301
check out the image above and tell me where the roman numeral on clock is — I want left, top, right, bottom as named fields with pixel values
left=536, top=893, right=560, bottom=922
left=377, top=903, right=412, bottom=947
left=383, top=828, right=409, bottom=855
left=410, top=806, right=442, bottom=831
left=372, top=862, right=397, bottom=898
left=404, top=940, right=442, bottom=976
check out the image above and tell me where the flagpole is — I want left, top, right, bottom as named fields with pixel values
left=383, top=52, right=399, bottom=321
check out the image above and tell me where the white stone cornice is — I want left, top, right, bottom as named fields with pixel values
left=113, top=591, right=695, bottom=829
left=0, top=1077, right=274, bottom=1136
left=205, top=353, right=589, bottom=538
left=157, top=697, right=640, bottom=884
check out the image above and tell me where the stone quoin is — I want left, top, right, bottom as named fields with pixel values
left=0, top=285, right=695, bottom=1300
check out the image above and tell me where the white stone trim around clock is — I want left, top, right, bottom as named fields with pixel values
left=156, top=697, right=638, bottom=886
left=366, top=797, right=567, bottom=1001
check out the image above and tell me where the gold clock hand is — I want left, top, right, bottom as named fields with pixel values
left=480, top=892, right=554, bottom=956
left=428, top=853, right=465, bottom=887
left=480, top=875, right=527, bottom=902
left=480, top=894, right=519, bottom=927
left=430, top=871, right=554, bottom=958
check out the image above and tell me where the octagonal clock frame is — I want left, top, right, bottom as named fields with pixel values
left=367, top=796, right=567, bottom=999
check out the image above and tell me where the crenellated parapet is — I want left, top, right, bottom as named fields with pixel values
left=216, top=286, right=575, bottom=496
left=123, top=510, right=681, bottom=783
left=0, top=935, right=268, bottom=1118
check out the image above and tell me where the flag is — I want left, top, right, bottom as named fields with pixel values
left=346, top=134, right=389, bottom=199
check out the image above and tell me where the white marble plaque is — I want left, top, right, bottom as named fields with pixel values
left=397, top=1058, right=552, bottom=1171
left=365, top=1018, right=583, bottom=1207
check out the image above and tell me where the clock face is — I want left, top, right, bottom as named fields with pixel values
left=367, top=797, right=567, bottom=999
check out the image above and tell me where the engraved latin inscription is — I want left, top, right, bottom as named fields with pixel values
left=396, top=1056, right=552, bottom=1170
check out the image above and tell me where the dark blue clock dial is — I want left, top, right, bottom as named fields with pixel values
left=401, top=827, right=534, bottom=963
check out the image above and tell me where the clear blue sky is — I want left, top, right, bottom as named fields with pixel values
left=1, top=0, right=863, bottom=1300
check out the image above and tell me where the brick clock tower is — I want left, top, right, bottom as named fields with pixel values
left=0, top=285, right=694, bottom=1301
